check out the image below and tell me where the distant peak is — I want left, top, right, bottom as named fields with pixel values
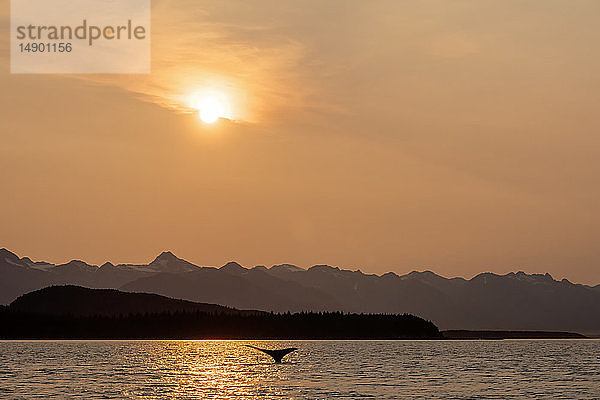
left=54, top=259, right=94, bottom=269
left=405, top=270, right=442, bottom=279
left=0, top=248, right=19, bottom=260
left=270, top=264, right=304, bottom=272
left=308, top=265, right=340, bottom=272
left=100, top=262, right=115, bottom=268
left=509, top=271, right=556, bottom=283
left=145, top=251, right=199, bottom=273
left=220, top=261, right=247, bottom=273
left=152, top=251, right=180, bottom=263
left=472, top=272, right=498, bottom=281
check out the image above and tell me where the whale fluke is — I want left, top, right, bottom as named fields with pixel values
left=245, top=345, right=298, bottom=363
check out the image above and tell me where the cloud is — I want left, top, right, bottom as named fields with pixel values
left=75, top=0, right=312, bottom=123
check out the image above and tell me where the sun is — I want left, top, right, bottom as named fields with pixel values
left=188, top=91, right=231, bottom=123
left=197, top=97, right=225, bottom=123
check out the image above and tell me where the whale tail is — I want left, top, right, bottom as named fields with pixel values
left=245, top=345, right=298, bottom=363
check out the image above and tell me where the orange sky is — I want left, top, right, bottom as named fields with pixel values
left=1, top=1, right=599, bottom=284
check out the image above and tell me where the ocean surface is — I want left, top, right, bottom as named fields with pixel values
left=1, top=340, right=599, bottom=399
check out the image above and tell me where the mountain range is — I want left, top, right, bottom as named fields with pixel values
left=2, top=248, right=599, bottom=334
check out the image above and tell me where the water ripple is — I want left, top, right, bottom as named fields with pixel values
left=0, top=340, right=599, bottom=399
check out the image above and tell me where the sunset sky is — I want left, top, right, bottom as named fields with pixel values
left=1, top=1, right=599, bottom=284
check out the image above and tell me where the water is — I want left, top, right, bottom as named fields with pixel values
left=1, top=340, right=599, bottom=399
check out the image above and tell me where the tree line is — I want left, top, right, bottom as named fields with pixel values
left=0, top=307, right=441, bottom=339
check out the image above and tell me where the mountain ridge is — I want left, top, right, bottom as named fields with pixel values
left=2, top=248, right=599, bottom=334
left=2, top=247, right=595, bottom=287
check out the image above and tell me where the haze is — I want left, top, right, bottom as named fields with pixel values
left=1, top=1, right=599, bottom=284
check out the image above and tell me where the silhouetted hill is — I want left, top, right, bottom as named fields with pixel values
left=2, top=248, right=599, bottom=334
left=1, top=286, right=440, bottom=340
left=9, top=285, right=248, bottom=317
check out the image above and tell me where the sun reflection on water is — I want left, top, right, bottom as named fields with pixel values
left=1, top=340, right=599, bottom=399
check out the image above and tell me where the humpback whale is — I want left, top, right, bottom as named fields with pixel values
left=245, top=345, right=298, bottom=363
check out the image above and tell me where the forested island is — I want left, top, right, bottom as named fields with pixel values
left=0, top=286, right=441, bottom=339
